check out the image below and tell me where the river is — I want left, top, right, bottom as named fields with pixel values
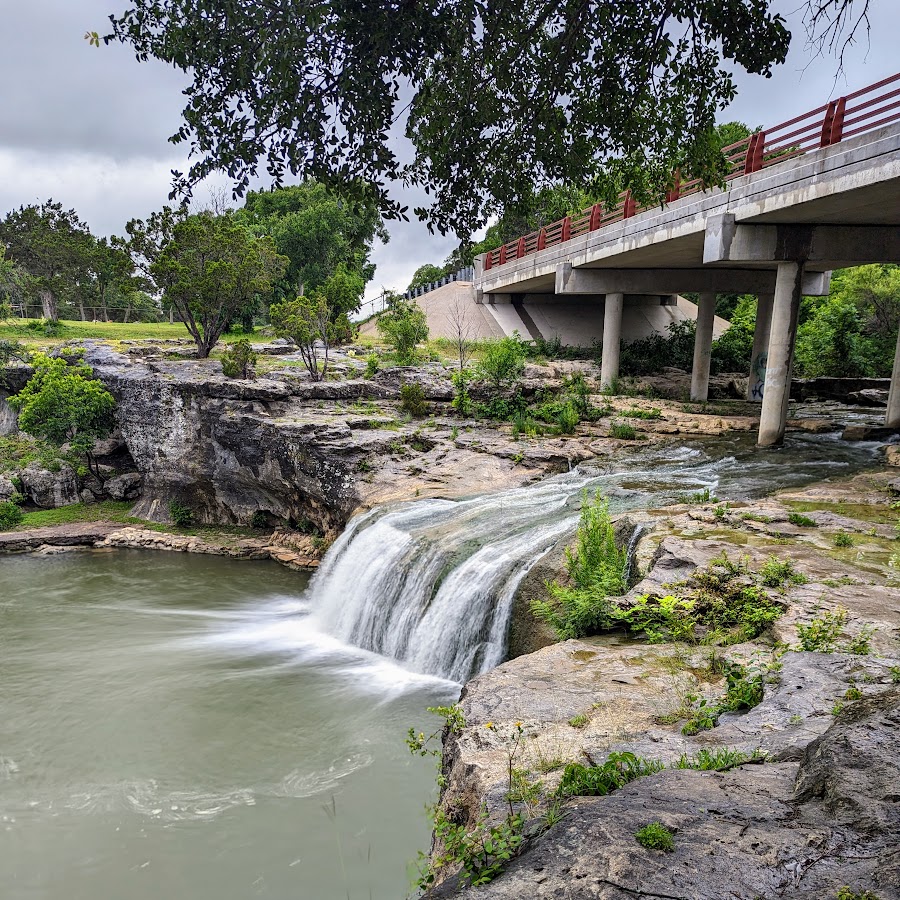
left=0, top=430, right=883, bottom=899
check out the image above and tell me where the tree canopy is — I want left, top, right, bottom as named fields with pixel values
left=103, top=1, right=865, bottom=237
left=235, top=182, right=386, bottom=305
left=151, top=213, right=287, bottom=357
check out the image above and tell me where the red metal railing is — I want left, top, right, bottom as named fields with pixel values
left=482, top=71, right=900, bottom=272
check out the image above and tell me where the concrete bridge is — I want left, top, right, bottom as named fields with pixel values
left=474, top=72, right=900, bottom=447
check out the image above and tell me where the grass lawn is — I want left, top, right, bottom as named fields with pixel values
left=16, top=500, right=265, bottom=542
left=0, top=319, right=273, bottom=349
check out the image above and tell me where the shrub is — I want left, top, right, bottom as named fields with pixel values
left=833, top=531, right=854, bottom=548
left=557, top=751, right=663, bottom=798
left=0, top=499, right=23, bottom=530
left=635, top=822, right=674, bottom=852
left=622, top=407, right=661, bottom=419
left=788, top=512, right=817, bottom=527
left=477, top=335, right=527, bottom=390
left=797, top=608, right=849, bottom=652
left=168, top=499, right=194, bottom=528
left=568, top=713, right=589, bottom=729
left=220, top=338, right=257, bottom=378
left=451, top=367, right=473, bottom=416
left=531, top=491, right=628, bottom=639
left=400, top=382, right=429, bottom=417
left=555, top=403, right=580, bottom=434
left=376, top=298, right=428, bottom=364
left=758, top=556, right=807, bottom=588
left=681, top=661, right=764, bottom=735
left=609, top=422, right=638, bottom=440
left=250, top=510, right=269, bottom=529
left=364, top=353, right=379, bottom=378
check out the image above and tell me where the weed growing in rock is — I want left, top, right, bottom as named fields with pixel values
left=758, top=556, right=808, bottom=588
left=891, top=666, right=900, bottom=683
left=844, top=686, right=863, bottom=701
left=836, top=888, right=882, bottom=900
left=846, top=625, right=876, bottom=655
left=833, top=531, right=854, bottom=548
left=788, top=512, right=817, bottom=527
left=681, top=661, right=765, bottom=736
left=406, top=704, right=465, bottom=757
left=567, top=713, right=589, bottom=729
left=399, top=382, right=429, bottom=418
left=364, top=353, right=379, bottom=378
left=684, top=487, right=718, bottom=504
left=531, top=490, right=627, bottom=640
left=609, top=421, right=639, bottom=440
left=673, top=747, right=766, bottom=771
left=634, top=822, right=674, bottom=852
left=622, top=407, right=662, bottom=420
left=556, top=751, right=663, bottom=799
left=795, top=607, right=866, bottom=653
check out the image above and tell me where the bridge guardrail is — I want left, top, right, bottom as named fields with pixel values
left=483, top=71, right=900, bottom=272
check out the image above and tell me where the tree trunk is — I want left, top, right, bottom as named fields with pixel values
left=78, top=300, right=86, bottom=321
left=169, top=307, right=174, bottom=324
left=40, top=290, right=58, bottom=322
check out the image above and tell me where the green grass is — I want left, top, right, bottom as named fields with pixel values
left=634, top=822, right=674, bottom=853
left=0, top=319, right=272, bottom=348
left=18, top=501, right=146, bottom=528
left=0, top=435, right=70, bottom=474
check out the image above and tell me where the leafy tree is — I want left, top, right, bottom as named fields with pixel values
left=151, top=213, right=287, bottom=357
left=270, top=294, right=333, bottom=382
left=0, top=201, right=94, bottom=321
left=110, top=1, right=892, bottom=234
left=408, top=264, right=449, bottom=291
left=236, top=183, right=387, bottom=305
left=0, top=246, right=31, bottom=316
left=8, top=353, right=116, bottom=480
left=376, top=297, right=429, bottom=364
left=269, top=266, right=362, bottom=380
left=477, top=336, right=528, bottom=390
left=84, top=237, right=134, bottom=322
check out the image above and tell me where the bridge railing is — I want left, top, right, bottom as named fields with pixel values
left=482, top=71, right=900, bottom=272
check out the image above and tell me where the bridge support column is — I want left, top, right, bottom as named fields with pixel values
left=758, top=262, right=804, bottom=448
left=747, top=293, right=774, bottom=402
left=600, top=292, right=624, bottom=389
left=690, top=292, right=716, bottom=402
left=885, top=322, right=900, bottom=429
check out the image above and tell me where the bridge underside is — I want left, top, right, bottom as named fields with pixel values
left=473, top=121, right=900, bottom=446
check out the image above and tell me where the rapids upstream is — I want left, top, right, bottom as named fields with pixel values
left=0, top=430, right=884, bottom=899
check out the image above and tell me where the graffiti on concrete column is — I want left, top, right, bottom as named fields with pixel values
left=750, top=351, right=767, bottom=400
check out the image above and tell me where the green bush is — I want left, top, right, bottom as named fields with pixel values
left=555, top=403, right=580, bottom=434
left=681, top=661, right=764, bottom=735
left=796, top=608, right=849, bottom=652
left=0, top=499, right=23, bottom=530
left=609, top=422, right=639, bottom=440
left=376, top=298, right=428, bottom=364
left=220, top=338, right=257, bottom=378
left=477, top=335, right=527, bottom=390
left=634, top=822, right=674, bottom=852
left=250, top=510, right=269, bottom=529
left=833, top=531, right=854, bottom=548
left=674, top=747, right=765, bottom=771
left=451, top=368, right=473, bottom=416
left=758, top=556, right=807, bottom=588
left=531, top=491, right=628, bottom=639
left=400, top=382, right=429, bottom=417
left=364, top=353, right=380, bottom=378
left=557, top=751, right=662, bottom=798
left=788, top=512, right=817, bottom=527
left=168, top=500, right=195, bottom=528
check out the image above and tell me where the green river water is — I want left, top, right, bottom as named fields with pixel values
left=0, top=551, right=453, bottom=900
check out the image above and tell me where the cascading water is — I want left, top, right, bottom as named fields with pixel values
left=304, top=431, right=883, bottom=684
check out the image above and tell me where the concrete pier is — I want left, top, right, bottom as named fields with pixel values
left=748, top=293, right=775, bottom=402
left=758, top=264, right=804, bottom=447
left=600, top=293, right=624, bottom=389
left=690, top=292, right=717, bottom=402
left=886, top=323, right=900, bottom=429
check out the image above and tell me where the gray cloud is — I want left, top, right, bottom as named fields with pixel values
left=1, top=0, right=897, bottom=295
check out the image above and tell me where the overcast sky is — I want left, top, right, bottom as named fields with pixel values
left=0, top=0, right=897, bottom=299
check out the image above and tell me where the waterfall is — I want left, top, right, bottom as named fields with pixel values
left=307, top=476, right=586, bottom=683
left=300, top=432, right=881, bottom=684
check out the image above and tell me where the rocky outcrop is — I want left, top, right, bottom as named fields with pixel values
left=19, top=462, right=81, bottom=508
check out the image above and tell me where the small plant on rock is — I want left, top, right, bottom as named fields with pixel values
left=568, top=713, right=589, bottom=729
left=833, top=531, right=854, bottom=548
left=635, top=822, right=674, bottom=852
left=556, top=751, right=663, bottom=798
left=400, top=382, right=429, bottom=418
left=796, top=608, right=849, bottom=652
left=836, top=888, right=882, bottom=900
left=758, top=556, right=808, bottom=588
left=609, top=421, right=638, bottom=440
left=788, top=512, right=817, bottom=527
left=220, top=337, right=258, bottom=378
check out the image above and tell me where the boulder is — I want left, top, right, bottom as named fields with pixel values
left=841, top=424, right=897, bottom=441
left=848, top=388, right=889, bottom=407
left=19, top=463, right=80, bottom=508
left=0, top=473, right=17, bottom=501
left=103, top=472, right=143, bottom=501
left=884, top=444, right=900, bottom=467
